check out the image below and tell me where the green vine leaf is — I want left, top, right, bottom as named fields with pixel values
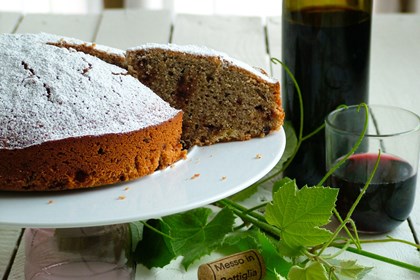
left=330, top=259, right=373, bottom=279
left=133, top=219, right=175, bottom=268
left=129, top=221, right=143, bottom=252
left=163, top=207, right=235, bottom=269
left=288, top=262, right=329, bottom=280
left=254, top=230, right=293, bottom=278
left=222, top=230, right=260, bottom=251
left=265, top=179, right=338, bottom=255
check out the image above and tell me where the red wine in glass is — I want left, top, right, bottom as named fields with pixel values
left=329, top=153, right=417, bottom=233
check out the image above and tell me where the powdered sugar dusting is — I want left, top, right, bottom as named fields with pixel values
left=0, top=33, right=180, bottom=149
left=51, top=32, right=126, bottom=58
left=128, top=43, right=277, bottom=83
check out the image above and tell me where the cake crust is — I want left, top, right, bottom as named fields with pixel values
left=0, top=113, right=184, bottom=191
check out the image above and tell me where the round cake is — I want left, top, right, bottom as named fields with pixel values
left=0, top=33, right=185, bottom=191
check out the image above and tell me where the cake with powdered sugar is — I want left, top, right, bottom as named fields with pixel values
left=0, top=33, right=284, bottom=191
left=0, top=33, right=185, bottom=191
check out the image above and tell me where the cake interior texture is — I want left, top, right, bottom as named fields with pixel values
left=126, top=46, right=283, bottom=148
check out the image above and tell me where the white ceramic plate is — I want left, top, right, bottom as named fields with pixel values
left=0, top=128, right=285, bottom=228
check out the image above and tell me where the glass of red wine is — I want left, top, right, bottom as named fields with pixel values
left=326, top=105, right=420, bottom=234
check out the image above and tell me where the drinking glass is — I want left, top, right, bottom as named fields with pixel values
left=325, top=105, right=420, bottom=234
left=24, top=224, right=135, bottom=280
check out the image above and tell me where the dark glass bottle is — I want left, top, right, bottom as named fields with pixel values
left=281, top=0, right=372, bottom=186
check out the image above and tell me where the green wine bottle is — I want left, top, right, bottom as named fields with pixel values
left=281, top=0, right=373, bottom=186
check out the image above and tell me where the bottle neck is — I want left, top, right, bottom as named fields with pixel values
left=282, top=0, right=372, bottom=26
left=283, top=0, right=372, bottom=14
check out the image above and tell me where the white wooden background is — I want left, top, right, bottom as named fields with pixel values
left=0, top=10, right=419, bottom=279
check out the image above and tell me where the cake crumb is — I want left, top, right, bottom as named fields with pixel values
left=191, top=173, right=200, bottom=180
left=117, top=195, right=126, bottom=200
left=255, top=153, right=262, bottom=159
left=47, top=200, right=54, bottom=204
left=124, top=187, right=130, bottom=191
left=221, top=176, right=227, bottom=181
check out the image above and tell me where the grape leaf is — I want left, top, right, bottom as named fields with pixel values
left=129, top=221, right=143, bottom=252
left=288, top=262, right=329, bottom=280
left=265, top=179, right=338, bottom=255
left=272, top=177, right=295, bottom=196
left=134, top=219, right=175, bottom=268
left=330, top=259, right=373, bottom=279
left=254, top=230, right=293, bottom=278
left=163, top=207, right=235, bottom=269
left=222, top=230, right=260, bottom=252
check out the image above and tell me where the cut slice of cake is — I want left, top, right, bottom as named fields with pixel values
left=126, top=44, right=284, bottom=148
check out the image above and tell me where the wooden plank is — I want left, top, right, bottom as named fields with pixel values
left=14, top=13, right=100, bottom=41
left=0, top=227, right=22, bottom=279
left=369, top=15, right=420, bottom=115
left=0, top=12, right=22, bottom=33
left=95, top=9, right=172, bottom=49
left=369, top=15, right=420, bottom=241
left=172, top=14, right=269, bottom=71
left=6, top=230, right=25, bottom=280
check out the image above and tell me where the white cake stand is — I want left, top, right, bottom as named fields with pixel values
left=0, top=128, right=285, bottom=228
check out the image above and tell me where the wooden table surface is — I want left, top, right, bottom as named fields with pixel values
left=0, top=9, right=419, bottom=279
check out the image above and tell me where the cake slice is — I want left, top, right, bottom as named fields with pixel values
left=126, top=44, right=284, bottom=148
